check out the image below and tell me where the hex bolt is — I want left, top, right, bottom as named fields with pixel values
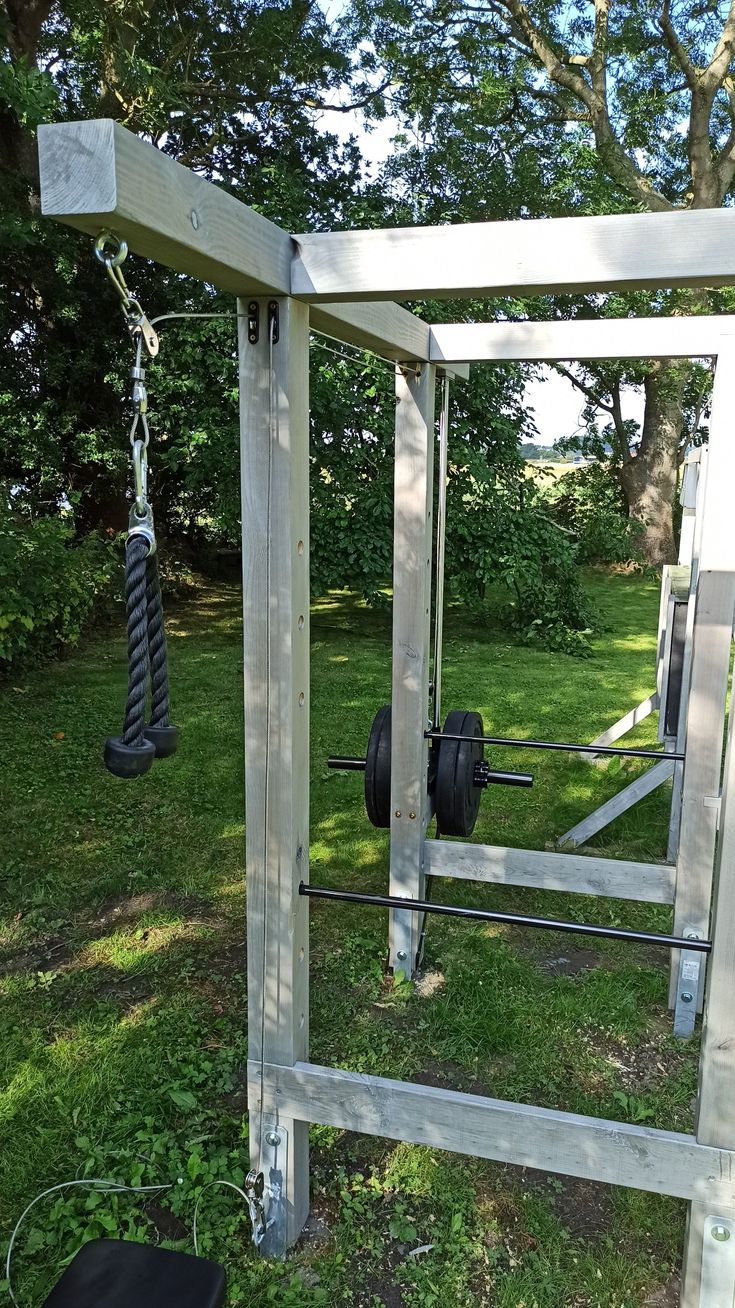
left=409, top=811, right=416, bottom=820
left=396, top=950, right=407, bottom=961
left=680, top=991, right=694, bottom=1004
left=711, top=1224, right=731, bottom=1242
left=265, top=1131, right=280, bottom=1147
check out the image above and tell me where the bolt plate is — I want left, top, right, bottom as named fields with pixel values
left=700, top=1215, right=735, bottom=1305
left=260, top=1123, right=288, bottom=1256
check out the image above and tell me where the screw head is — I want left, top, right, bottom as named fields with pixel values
left=711, top=1223, right=731, bottom=1242
left=265, top=1130, right=280, bottom=1147
left=396, top=950, right=407, bottom=961
left=395, top=810, right=401, bottom=819
left=409, top=811, right=416, bottom=820
left=680, top=991, right=694, bottom=1004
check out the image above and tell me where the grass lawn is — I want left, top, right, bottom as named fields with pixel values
left=1, top=569, right=692, bottom=1307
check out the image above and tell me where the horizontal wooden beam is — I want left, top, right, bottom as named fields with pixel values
left=429, top=316, right=735, bottom=364
left=38, top=119, right=440, bottom=363
left=423, top=840, right=675, bottom=904
left=248, top=1060, right=735, bottom=1205
left=292, top=212, right=735, bottom=301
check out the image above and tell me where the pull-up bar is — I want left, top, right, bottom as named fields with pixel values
left=299, top=884, right=710, bottom=953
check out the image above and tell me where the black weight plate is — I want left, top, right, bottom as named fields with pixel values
left=436, top=709, right=484, bottom=837
left=365, top=705, right=392, bottom=828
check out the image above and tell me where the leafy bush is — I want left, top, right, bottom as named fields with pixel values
left=0, top=512, right=118, bottom=672
left=444, top=469, right=596, bottom=655
left=539, top=463, right=644, bottom=565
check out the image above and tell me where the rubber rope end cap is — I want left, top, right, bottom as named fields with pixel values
left=144, top=723, right=179, bottom=758
left=104, top=736, right=156, bottom=778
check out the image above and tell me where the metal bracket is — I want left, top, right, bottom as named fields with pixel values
left=700, top=1216, right=735, bottom=1305
left=267, top=300, right=280, bottom=344
left=258, top=1123, right=288, bottom=1255
left=673, top=930, right=703, bottom=1038
left=127, top=502, right=156, bottom=557
left=247, top=300, right=259, bottom=345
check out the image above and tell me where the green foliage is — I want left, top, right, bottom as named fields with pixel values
left=0, top=511, right=117, bottom=670
left=540, top=464, right=644, bottom=566
left=444, top=458, right=596, bottom=655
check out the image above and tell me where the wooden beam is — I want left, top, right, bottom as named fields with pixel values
left=429, top=316, right=735, bottom=363
left=292, top=212, right=735, bottom=302
left=241, top=297, right=310, bottom=1252
left=248, top=1060, right=735, bottom=1207
left=681, top=654, right=735, bottom=1305
left=389, top=364, right=436, bottom=973
left=424, top=840, right=675, bottom=904
left=557, top=758, right=676, bottom=851
left=39, top=118, right=291, bottom=296
left=38, top=119, right=438, bottom=362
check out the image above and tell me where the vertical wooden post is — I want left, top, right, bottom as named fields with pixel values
left=241, top=297, right=310, bottom=1253
left=389, top=363, right=436, bottom=974
left=669, top=355, right=735, bottom=1022
left=680, top=664, right=735, bottom=1306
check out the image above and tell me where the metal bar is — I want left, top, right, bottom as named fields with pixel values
left=426, top=730, right=685, bottom=761
left=327, top=756, right=366, bottom=771
left=432, top=377, right=450, bottom=731
left=299, top=884, right=712, bottom=952
left=475, top=763, right=533, bottom=788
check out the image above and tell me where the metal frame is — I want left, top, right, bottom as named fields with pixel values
left=39, top=118, right=735, bottom=1307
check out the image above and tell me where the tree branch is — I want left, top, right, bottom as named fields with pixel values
left=495, top=0, right=674, bottom=212
left=554, top=363, right=614, bottom=415
left=702, top=0, right=735, bottom=95
left=659, top=0, right=698, bottom=89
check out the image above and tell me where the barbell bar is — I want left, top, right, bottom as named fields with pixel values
left=299, top=884, right=711, bottom=953
left=425, top=730, right=685, bottom=762
left=327, top=754, right=533, bottom=788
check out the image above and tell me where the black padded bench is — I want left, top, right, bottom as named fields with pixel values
left=41, top=1239, right=226, bottom=1308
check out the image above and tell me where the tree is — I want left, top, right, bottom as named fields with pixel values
left=347, top=0, right=735, bottom=561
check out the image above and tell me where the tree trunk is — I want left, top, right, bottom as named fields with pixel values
left=618, top=359, right=688, bottom=565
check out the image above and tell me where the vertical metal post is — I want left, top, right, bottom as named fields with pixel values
left=389, top=363, right=436, bottom=975
left=241, top=297, right=310, bottom=1253
left=432, top=377, right=450, bottom=731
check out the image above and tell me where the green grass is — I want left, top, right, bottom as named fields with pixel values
left=1, top=570, right=689, bottom=1306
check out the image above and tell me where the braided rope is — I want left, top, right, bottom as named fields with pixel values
left=145, top=552, right=171, bottom=727
left=121, top=535, right=151, bottom=746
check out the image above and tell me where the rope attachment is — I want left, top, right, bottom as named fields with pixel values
left=98, top=230, right=178, bottom=777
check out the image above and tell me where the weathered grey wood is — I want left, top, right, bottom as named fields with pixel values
left=241, top=297, right=310, bottom=1252
left=38, top=119, right=441, bottom=363
left=424, top=840, right=675, bottom=904
left=556, top=758, right=676, bottom=851
left=389, top=364, right=436, bottom=974
left=429, top=316, right=735, bottom=363
left=681, top=654, right=735, bottom=1306
left=581, top=694, right=658, bottom=762
left=247, top=1060, right=735, bottom=1208
left=669, top=571, right=735, bottom=1010
left=291, top=212, right=735, bottom=302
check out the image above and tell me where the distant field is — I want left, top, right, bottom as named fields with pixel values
left=524, top=459, right=588, bottom=482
